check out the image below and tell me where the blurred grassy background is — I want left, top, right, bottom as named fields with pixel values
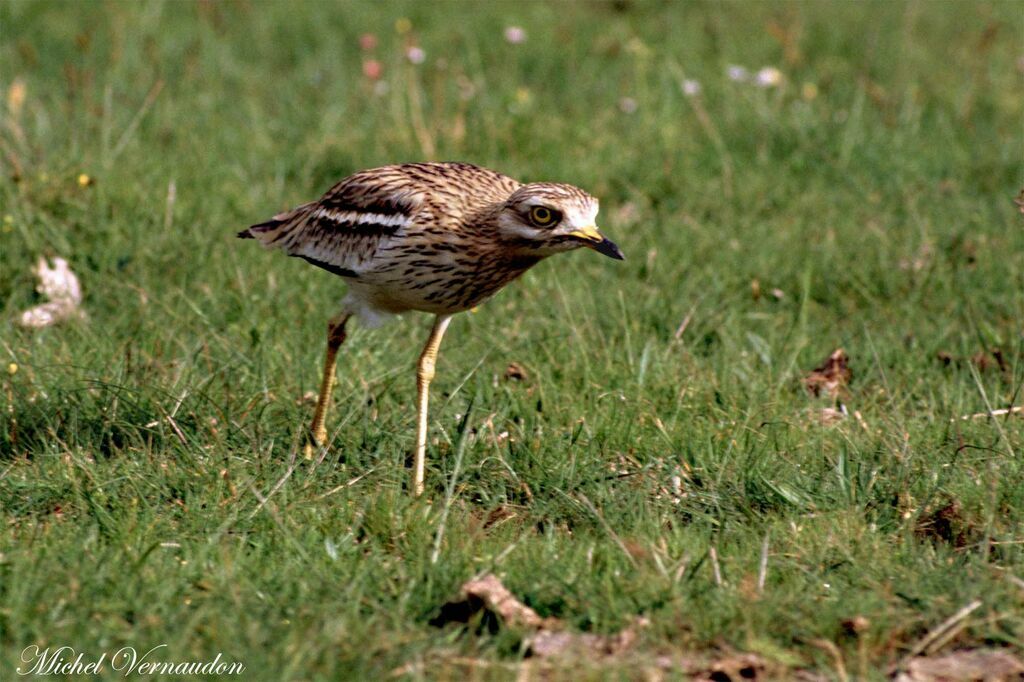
left=1, top=1, right=1022, bottom=678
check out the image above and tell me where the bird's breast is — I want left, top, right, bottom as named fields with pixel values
left=356, top=246, right=542, bottom=315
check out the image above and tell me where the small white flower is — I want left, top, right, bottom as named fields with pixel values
left=504, top=26, right=526, bottom=44
left=405, top=46, right=426, bottom=65
left=681, top=79, right=701, bottom=96
left=755, top=66, right=783, bottom=88
left=727, top=65, right=749, bottom=82
left=618, top=97, right=638, bottom=114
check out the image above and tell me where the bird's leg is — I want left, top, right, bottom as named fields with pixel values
left=413, top=314, right=453, bottom=496
left=305, top=312, right=351, bottom=460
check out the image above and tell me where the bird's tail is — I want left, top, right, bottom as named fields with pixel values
left=237, top=202, right=317, bottom=246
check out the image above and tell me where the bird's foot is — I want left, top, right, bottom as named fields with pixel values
left=304, top=430, right=328, bottom=461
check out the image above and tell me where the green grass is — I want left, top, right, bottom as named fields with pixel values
left=2, top=1, right=1023, bottom=678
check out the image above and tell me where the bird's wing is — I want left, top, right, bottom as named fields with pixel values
left=239, top=167, right=427, bottom=278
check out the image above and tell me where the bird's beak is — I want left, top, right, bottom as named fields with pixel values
left=567, top=226, right=625, bottom=261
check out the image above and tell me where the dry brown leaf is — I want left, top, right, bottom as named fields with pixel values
left=503, top=362, right=528, bottom=382
left=481, top=505, right=519, bottom=530
left=938, top=348, right=1012, bottom=378
left=1014, top=188, right=1024, bottom=215
left=971, top=348, right=1008, bottom=375
left=528, top=619, right=647, bottom=659
left=913, top=498, right=979, bottom=549
left=841, top=615, right=870, bottom=636
left=433, top=573, right=558, bottom=630
left=431, top=573, right=647, bottom=660
left=896, top=649, right=1024, bottom=682
left=803, top=348, right=852, bottom=399
left=689, top=652, right=771, bottom=681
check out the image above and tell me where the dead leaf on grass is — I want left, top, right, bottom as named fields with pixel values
left=18, top=256, right=86, bottom=328
left=431, top=573, right=557, bottom=631
left=937, top=348, right=1013, bottom=382
left=913, top=498, right=978, bottom=549
left=1014, top=188, right=1024, bottom=215
left=663, top=652, right=775, bottom=681
left=700, top=654, right=769, bottom=681
left=529, top=623, right=646, bottom=659
left=971, top=348, right=1008, bottom=375
left=503, top=362, right=528, bottom=382
left=803, top=348, right=852, bottom=399
left=895, top=649, right=1024, bottom=682
left=841, top=615, right=870, bottom=637
left=31, top=256, right=82, bottom=303
left=395, top=650, right=786, bottom=680
left=431, top=573, right=648, bottom=659
left=481, top=505, right=519, bottom=530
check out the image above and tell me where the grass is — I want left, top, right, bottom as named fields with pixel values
left=2, top=0, right=1023, bottom=678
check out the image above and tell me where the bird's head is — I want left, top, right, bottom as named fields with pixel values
left=495, top=183, right=624, bottom=260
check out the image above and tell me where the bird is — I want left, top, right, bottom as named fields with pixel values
left=239, top=162, right=623, bottom=496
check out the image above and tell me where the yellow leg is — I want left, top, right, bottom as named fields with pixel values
left=414, top=314, right=453, bottom=496
left=305, top=313, right=350, bottom=460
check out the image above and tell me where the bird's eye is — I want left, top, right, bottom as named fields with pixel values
left=529, top=206, right=558, bottom=227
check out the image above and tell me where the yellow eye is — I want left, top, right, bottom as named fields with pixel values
left=529, top=206, right=556, bottom=226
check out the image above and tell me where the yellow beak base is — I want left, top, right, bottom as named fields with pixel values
left=568, top=227, right=625, bottom=260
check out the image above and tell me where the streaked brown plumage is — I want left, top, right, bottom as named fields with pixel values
left=240, top=162, right=623, bottom=495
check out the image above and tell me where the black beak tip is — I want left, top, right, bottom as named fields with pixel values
left=597, top=238, right=625, bottom=261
